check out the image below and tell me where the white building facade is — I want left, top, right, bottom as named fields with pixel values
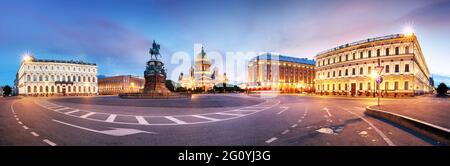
left=315, top=34, right=433, bottom=97
left=16, top=56, right=98, bottom=96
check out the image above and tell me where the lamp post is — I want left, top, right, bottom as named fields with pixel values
left=374, top=58, right=384, bottom=106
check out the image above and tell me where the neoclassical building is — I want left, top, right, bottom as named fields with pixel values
left=178, top=47, right=226, bottom=91
left=247, top=53, right=316, bottom=93
left=315, top=33, right=433, bottom=97
left=16, top=55, right=98, bottom=96
left=98, top=75, right=144, bottom=95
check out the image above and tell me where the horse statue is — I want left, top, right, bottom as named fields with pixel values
left=149, top=40, right=161, bottom=59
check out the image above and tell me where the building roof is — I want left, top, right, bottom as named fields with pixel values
left=30, top=57, right=96, bottom=66
left=253, top=53, right=316, bottom=65
left=316, top=34, right=407, bottom=56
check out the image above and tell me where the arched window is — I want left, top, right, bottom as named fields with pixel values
left=68, top=86, right=71, bottom=92
left=360, top=67, right=363, bottom=75
left=385, top=48, right=390, bottom=56
left=395, top=47, right=399, bottom=55
left=39, top=86, right=43, bottom=93
left=27, top=86, right=31, bottom=93
left=73, top=76, right=76, bottom=82
left=78, top=76, right=81, bottom=82
left=51, top=86, right=54, bottom=93
left=57, top=86, right=61, bottom=93
left=39, top=75, right=43, bottom=81
left=88, top=77, right=91, bottom=82
left=45, top=86, right=49, bottom=92
left=345, top=69, right=348, bottom=76
left=51, top=75, right=54, bottom=81
left=34, top=86, right=37, bottom=93
left=92, top=77, right=96, bottom=82
left=57, top=75, right=60, bottom=81
left=405, top=46, right=410, bottom=54
left=27, top=75, right=31, bottom=81
left=45, top=75, right=49, bottom=81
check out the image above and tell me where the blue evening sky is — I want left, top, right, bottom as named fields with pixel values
left=1, top=0, right=449, bottom=85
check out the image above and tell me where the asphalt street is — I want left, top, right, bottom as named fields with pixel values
left=0, top=94, right=448, bottom=146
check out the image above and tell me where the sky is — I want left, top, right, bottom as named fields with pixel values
left=1, top=0, right=450, bottom=86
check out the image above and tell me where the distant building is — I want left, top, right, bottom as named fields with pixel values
left=247, top=53, right=316, bottom=93
left=16, top=55, right=98, bottom=96
left=178, top=47, right=226, bottom=91
left=98, top=75, right=145, bottom=95
left=0, top=86, right=3, bottom=97
left=315, top=33, right=433, bottom=97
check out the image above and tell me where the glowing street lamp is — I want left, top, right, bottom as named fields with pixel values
left=403, top=26, right=414, bottom=37
left=22, top=52, right=34, bottom=62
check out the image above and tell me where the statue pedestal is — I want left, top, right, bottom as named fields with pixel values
left=119, top=59, right=189, bottom=99
left=119, top=40, right=190, bottom=99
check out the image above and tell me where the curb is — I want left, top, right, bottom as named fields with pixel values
left=365, top=105, right=450, bottom=145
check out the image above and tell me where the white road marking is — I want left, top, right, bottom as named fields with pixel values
left=48, top=106, right=64, bottom=109
left=281, top=129, right=290, bottom=135
left=323, top=107, right=332, bottom=117
left=291, top=124, right=298, bottom=128
left=277, top=106, right=289, bottom=115
left=54, top=107, right=70, bottom=112
left=80, top=112, right=95, bottom=118
left=298, top=119, right=302, bottom=122
left=43, top=139, right=57, bottom=146
left=10, top=103, right=16, bottom=114
left=135, top=116, right=149, bottom=125
left=265, top=137, right=278, bottom=144
left=65, top=109, right=80, bottom=115
left=15, top=118, right=19, bottom=121
left=165, top=116, right=187, bottom=124
left=342, top=107, right=395, bottom=146
left=37, top=99, right=281, bottom=126
left=192, top=115, right=220, bottom=121
left=52, top=119, right=156, bottom=136
left=215, top=112, right=243, bottom=116
left=30, top=132, right=39, bottom=137
left=18, top=121, right=23, bottom=124
left=22, top=126, right=29, bottom=130
left=106, top=114, right=117, bottom=122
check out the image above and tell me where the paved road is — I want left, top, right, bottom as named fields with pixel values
left=0, top=94, right=447, bottom=146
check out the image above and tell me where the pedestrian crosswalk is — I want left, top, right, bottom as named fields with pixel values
left=34, top=99, right=280, bottom=126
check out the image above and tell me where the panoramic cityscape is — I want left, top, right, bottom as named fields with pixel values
left=0, top=0, right=449, bottom=149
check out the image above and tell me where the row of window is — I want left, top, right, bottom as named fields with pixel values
left=26, top=85, right=96, bottom=93
left=318, top=81, right=410, bottom=91
left=318, top=46, right=411, bottom=67
left=318, top=64, right=410, bottom=78
left=26, top=75, right=96, bottom=83
left=26, top=65, right=96, bottom=73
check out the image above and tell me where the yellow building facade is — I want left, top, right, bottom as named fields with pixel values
left=315, top=34, right=433, bottom=97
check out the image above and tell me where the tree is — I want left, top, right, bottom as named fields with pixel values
left=437, top=83, right=448, bottom=96
left=3, top=85, right=12, bottom=97
left=165, top=80, right=175, bottom=92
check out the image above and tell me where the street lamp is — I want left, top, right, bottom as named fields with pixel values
left=403, top=26, right=414, bottom=37
left=22, top=52, right=34, bottom=62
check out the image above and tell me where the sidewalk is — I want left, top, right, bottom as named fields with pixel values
left=370, top=100, right=450, bottom=129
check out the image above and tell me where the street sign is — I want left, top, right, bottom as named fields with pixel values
left=376, top=76, right=383, bottom=84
